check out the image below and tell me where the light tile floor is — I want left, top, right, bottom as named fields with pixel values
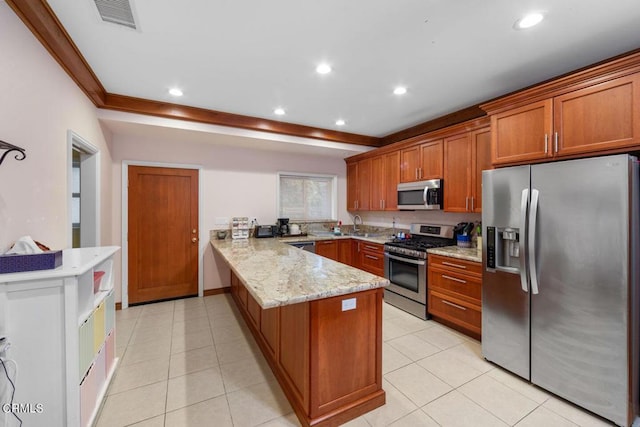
left=95, top=294, right=614, bottom=426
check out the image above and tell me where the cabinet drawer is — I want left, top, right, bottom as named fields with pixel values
left=428, top=290, right=481, bottom=333
left=430, top=269, right=481, bottom=302
left=428, top=255, right=481, bottom=276
left=360, top=242, right=383, bottom=252
left=360, top=245, right=384, bottom=276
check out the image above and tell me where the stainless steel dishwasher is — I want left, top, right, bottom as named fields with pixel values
left=287, top=241, right=316, bottom=253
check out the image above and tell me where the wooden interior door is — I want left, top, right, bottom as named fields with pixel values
left=128, top=166, right=199, bottom=304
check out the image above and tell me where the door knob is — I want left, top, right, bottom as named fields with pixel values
left=191, top=237, right=197, bottom=243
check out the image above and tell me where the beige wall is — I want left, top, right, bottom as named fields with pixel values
left=0, top=3, right=113, bottom=252
left=110, top=134, right=350, bottom=301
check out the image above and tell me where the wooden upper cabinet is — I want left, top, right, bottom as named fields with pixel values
left=370, top=156, right=384, bottom=211
left=492, top=99, right=553, bottom=165
left=554, top=74, right=640, bottom=156
left=383, top=151, right=400, bottom=210
left=490, top=73, right=640, bottom=166
left=443, top=128, right=491, bottom=213
left=347, top=159, right=371, bottom=211
left=370, top=151, right=400, bottom=211
left=400, top=145, right=420, bottom=182
left=471, top=128, right=492, bottom=213
left=443, top=133, right=472, bottom=212
left=346, top=162, right=358, bottom=211
left=420, top=140, right=444, bottom=179
left=400, top=140, right=443, bottom=182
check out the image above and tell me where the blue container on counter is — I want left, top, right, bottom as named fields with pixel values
left=456, top=235, right=471, bottom=248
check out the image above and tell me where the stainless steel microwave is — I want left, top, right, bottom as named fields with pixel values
left=397, top=179, right=443, bottom=210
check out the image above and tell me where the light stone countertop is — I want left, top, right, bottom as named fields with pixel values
left=210, top=238, right=389, bottom=309
left=278, top=234, right=390, bottom=245
left=427, top=245, right=482, bottom=263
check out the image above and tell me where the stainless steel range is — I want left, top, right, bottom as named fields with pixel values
left=384, top=223, right=455, bottom=319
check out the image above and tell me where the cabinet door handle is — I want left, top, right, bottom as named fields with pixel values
left=364, top=245, right=379, bottom=250
left=365, top=255, right=379, bottom=260
left=465, top=197, right=469, bottom=211
left=441, top=299, right=467, bottom=311
left=554, top=132, right=559, bottom=153
left=471, top=197, right=475, bottom=211
left=419, top=167, right=423, bottom=179
left=442, top=261, right=467, bottom=269
left=544, top=134, right=548, bottom=154
left=442, top=274, right=467, bottom=284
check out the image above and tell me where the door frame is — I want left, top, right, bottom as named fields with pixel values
left=121, top=161, right=204, bottom=309
left=67, top=130, right=100, bottom=248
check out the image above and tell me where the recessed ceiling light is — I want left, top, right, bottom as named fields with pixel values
left=274, top=108, right=286, bottom=116
left=316, top=63, right=332, bottom=74
left=514, top=13, right=544, bottom=30
left=393, top=86, right=407, bottom=95
left=168, top=87, right=183, bottom=97
left=335, top=119, right=346, bottom=126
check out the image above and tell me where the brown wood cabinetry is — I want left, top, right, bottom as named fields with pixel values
left=400, top=140, right=443, bottom=183
left=487, top=73, right=640, bottom=166
left=355, top=241, right=385, bottom=277
left=370, top=150, right=400, bottom=211
left=316, top=239, right=353, bottom=266
left=315, top=240, right=338, bottom=260
left=443, top=127, right=491, bottom=213
left=229, top=270, right=385, bottom=427
left=347, top=159, right=371, bottom=211
left=337, top=239, right=353, bottom=266
left=427, top=254, right=482, bottom=339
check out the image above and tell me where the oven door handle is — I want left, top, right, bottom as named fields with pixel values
left=384, top=252, right=426, bottom=266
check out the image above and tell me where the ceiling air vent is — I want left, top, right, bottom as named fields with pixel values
left=94, top=0, right=137, bottom=29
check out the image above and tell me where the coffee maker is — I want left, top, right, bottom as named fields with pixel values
left=277, top=218, right=289, bottom=236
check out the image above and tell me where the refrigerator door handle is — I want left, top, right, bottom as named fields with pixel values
left=520, top=189, right=529, bottom=293
left=528, top=189, right=540, bottom=294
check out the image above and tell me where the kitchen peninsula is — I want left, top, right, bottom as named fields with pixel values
left=210, top=238, right=388, bottom=427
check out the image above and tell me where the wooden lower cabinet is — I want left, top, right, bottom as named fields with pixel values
left=357, top=242, right=385, bottom=277
left=315, top=240, right=338, bottom=260
left=314, top=238, right=358, bottom=267
left=230, top=272, right=385, bottom=426
left=427, top=254, right=482, bottom=340
left=337, top=239, right=353, bottom=266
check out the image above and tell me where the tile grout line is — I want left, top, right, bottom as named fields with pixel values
left=205, top=296, right=237, bottom=426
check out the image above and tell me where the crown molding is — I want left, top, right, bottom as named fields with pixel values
left=5, top=0, right=382, bottom=147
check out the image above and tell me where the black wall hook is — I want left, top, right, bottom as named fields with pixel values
left=0, top=140, right=26, bottom=165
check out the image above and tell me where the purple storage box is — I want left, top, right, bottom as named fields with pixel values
left=0, top=250, right=63, bottom=274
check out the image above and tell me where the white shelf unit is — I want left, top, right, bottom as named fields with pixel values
left=0, top=246, right=119, bottom=427
left=232, top=216, right=250, bottom=239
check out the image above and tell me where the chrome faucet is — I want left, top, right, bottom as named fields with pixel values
left=353, top=215, right=363, bottom=232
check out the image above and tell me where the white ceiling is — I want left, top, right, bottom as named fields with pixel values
left=47, top=0, right=640, bottom=139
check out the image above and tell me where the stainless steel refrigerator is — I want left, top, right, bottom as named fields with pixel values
left=482, top=154, right=640, bottom=427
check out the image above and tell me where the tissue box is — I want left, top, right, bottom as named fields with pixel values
left=0, top=250, right=63, bottom=274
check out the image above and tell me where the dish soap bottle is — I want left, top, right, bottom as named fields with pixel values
left=333, top=220, right=342, bottom=235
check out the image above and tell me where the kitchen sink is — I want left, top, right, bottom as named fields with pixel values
left=310, top=231, right=384, bottom=238
left=349, top=232, right=385, bottom=238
